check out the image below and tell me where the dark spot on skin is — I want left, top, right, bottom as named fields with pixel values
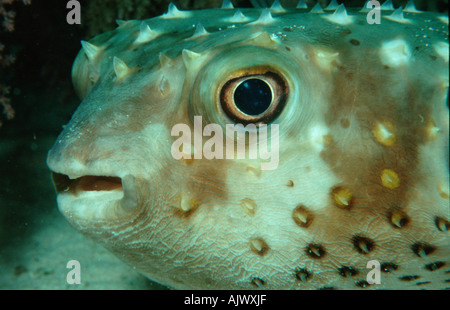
left=345, top=72, right=354, bottom=80
left=340, top=118, right=350, bottom=128
left=295, top=267, right=312, bottom=282
left=338, top=266, right=358, bottom=277
left=411, top=242, right=436, bottom=258
left=341, top=28, right=352, bottom=35
left=430, top=55, right=438, bottom=61
left=287, top=180, right=294, bottom=187
left=387, top=208, right=410, bottom=228
left=285, top=46, right=291, bottom=51
left=336, top=64, right=347, bottom=71
left=416, top=281, right=431, bottom=286
left=251, top=277, right=265, bottom=288
left=349, top=39, right=360, bottom=46
left=399, top=275, right=420, bottom=281
left=352, top=236, right=375, bottom=254
left=424, top=261, right=446, bottom=271
left=283, top=27, right=293, bottom=32
left=355, top=280, right=371, bottom=288
left=380, top=262, right=399, bottom=273
left=306, top=244, right=326, bottom=259
left=331, top=185, right=354, bottom=209
left=384, top=65, right=390, bottom=69
left=174, top=206, right=198, bottom=219
left=435, top=216, right=449, bottom=232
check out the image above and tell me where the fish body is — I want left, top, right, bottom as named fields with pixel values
left=47, top=1, right=449, bottom=289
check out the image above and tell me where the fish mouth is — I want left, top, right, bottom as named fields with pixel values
left=51, top=173, right=123, bottom=195
left=49, top=170, right=138, bottom=220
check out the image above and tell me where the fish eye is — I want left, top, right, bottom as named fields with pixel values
left=234, top=78, right=272, bottom=115
left=219, top=70, right=288, bottom=124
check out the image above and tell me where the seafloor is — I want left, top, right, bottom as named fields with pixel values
left=0, top=0, right=447, bottom=290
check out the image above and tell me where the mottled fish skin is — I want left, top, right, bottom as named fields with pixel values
left=47, top=1, right=449, bottom=289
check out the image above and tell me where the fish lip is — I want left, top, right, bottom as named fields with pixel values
left=50, top=172, right=123, bottom=195
left=47, top=160, right=139, bottom=219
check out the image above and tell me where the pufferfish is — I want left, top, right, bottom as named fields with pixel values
left=47, top=0, right=449, bottom=289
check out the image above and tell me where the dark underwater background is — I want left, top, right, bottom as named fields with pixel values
left=0, top=0, right=447, bottom=289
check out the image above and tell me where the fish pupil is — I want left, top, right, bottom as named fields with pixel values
left=233, top=78, right=272, bottom=116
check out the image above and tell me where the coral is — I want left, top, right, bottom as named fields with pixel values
left=0, top=0, right=30, bottom=128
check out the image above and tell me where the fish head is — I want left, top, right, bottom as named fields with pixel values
left=47, top=3, right=449, bottom=289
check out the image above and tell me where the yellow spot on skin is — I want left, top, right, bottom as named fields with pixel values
left=332, top=186, right=353, bottom=208
left=323, top=134, right=334, bottom=147
left=372, top=121, right=396, bottom=146
left=182, top=157, right=194, bottom=165
left=180, top=196, right=198, bottom=212
left=314, top=48, right=340, bottom=71
left=381, top=169, right=400, bottom=189
left=437, top=181, right=449, bottom=199
left=389, top=209, right=409, bottom=228
left=241, top=198, right=257, bottom=215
